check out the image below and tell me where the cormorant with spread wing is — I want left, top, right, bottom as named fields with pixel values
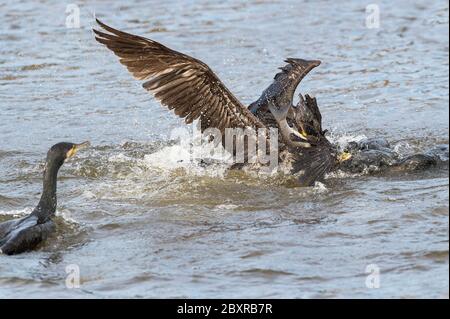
left=93, top=19, right=350, bottom=186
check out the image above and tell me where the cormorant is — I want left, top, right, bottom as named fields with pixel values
left=93, top=19, right=351, bottom=186
left=0, top=142, right=90, bottom=255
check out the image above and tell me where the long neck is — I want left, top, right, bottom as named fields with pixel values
left=34, top=160, right=62, bottom=220
left=282, top=71, right=306, bottom=105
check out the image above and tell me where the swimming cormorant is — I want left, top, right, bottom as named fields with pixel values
left=93, top=19, right=350, bottom=186
left=0, top=142, right=90, bottom=255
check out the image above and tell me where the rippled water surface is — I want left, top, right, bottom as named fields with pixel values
left=0, top=0, right=448, bottom=298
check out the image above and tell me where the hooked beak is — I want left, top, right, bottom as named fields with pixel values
left=299, top=130, right=309, bottom=140
left=67, top=141, right=91, bottom=159
left=337, top=151, right=352, bottom=163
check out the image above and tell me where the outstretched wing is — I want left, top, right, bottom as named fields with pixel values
left=93, top=19, right=265, bottom=133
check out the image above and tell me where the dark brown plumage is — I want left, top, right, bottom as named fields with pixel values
left=295, top=94, right=324, bottom=138
left=292, top=94, right=337, bottom=185
left=93, top=19, right=265, bottom=134
left=93, top=19, right=341, bottom=186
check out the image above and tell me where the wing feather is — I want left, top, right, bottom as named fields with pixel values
left=94, top=19, right=265, bottom=133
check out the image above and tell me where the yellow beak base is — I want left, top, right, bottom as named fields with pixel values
left=338, top=151, right=352, bottom=163
left=66, top=141, right=90, bottom=159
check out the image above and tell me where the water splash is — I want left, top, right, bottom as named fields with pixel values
left=327, top=131, right=367, bottom=150
left=0, top=207, right=33, bottom=218
left=0, top=207, right=79, bottom=225
left=141, top=131, right=234, bottom=178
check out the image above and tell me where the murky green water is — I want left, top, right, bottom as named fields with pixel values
left=0, top=0, right=448, bottom=298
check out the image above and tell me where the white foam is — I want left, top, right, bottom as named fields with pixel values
left=55, top=209, right=79, bottom=224
left=108, top=153, right=137, bottom=163
left=325, top=169, right=361, bottom=179
left=141, top=133, right=233, bottom=178
left=312, top=181, right=329, bottom=193
left=91, top=131, right=383, bottom=186
left=81, top=190, right=98, bottom=200
left=139, top=130, right=373, bottom=182
left=392, top=141, right=415, bottom=156
left=214, top=204, right=240, bottom=211
left=0, top=207, right=33, bottom=217
left=0, top=207, right=78, bottom=224
left=327, top=131, right=367, bottom=150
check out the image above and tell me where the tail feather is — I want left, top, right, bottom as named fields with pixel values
left=294, top=142, right=335, bottom=187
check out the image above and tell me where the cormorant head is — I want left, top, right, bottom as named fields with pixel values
left=337, top=151, right=352, bottom=163
left=46, top=141, right=90, bottom=167
left=329, top=145, right=353, bottom=165
left=292, top=93, right=353, bottom=166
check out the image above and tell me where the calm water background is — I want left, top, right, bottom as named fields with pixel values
left=0, top=0, right=448, bottom=298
